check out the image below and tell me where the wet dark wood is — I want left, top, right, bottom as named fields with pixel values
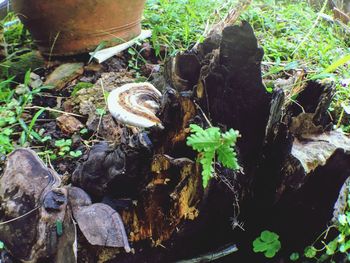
left=73, top=22, right=350, bottom=262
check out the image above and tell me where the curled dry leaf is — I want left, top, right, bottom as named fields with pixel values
left=71, top=203, right=131, bottom=253
left=68, top=187, right=131, bottom=252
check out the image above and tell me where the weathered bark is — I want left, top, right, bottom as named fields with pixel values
left=0, top=149, right=73, bottom=263
left=0, top=149, right=132, bottom=263
left=196, top=21, right=271, bottom=175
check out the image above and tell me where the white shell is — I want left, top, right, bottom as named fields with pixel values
left=107, top=82, right=163, bottom=128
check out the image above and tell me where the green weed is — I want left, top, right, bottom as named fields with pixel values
left=53, top=139, right=82, bottom=159
left=242, top=0, right=350, bottom=129
left=144, top=0, right=233, bottom=57
left=1, top=12, right=32, bottom=56
left=253, top=230, right=282, bottom=258
left=186, top=124, right=240, bottom=188
left=0, top=70, right=52, bottom=155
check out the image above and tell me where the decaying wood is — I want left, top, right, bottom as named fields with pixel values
left=121, top=154, right=202, bottom=243
left=197, top=22, right=271, bottom=174
left=333, top=7, right=350, bottom=24
left=2, top=21, right=350, bottom=263
left=192, top=0, right=252, bottom=51
left=160, top=21, right=350, bottom=261
left=0, top=149, right=131, bottom=263
left=0, top=149, right=70, bottom=262
left=70, top=22, right=266, bottom=262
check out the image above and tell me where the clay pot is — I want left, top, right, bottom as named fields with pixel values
left=12, top=0, right=146, bottom=56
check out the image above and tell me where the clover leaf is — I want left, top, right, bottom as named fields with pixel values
left=304, top=246, right=317, bottom=258
left=253, top=230, right=281, bottom=258
left=290, top=252, right=299, bottom=261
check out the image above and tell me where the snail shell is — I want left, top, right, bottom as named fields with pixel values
left=107, top=82, right=163, bottom=128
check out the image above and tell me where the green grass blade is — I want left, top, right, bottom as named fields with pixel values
left=323, top=54, right=350, bottom=74
left=28, top=107, right=46, bottom=135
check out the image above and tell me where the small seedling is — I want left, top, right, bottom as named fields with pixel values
left=38, top=149, right=57, bottom=161
left=289, top=252, right=299, bottom=261
left=0, top=128, right=14, bottom=154
left=96, top=108, right=106, bottom=116
left=304, top=246, right=317, bottom=258
left=186, top=124, right=239, bottom=188
left=128, top=48, right=140, bottom=71
left=69, top=150, right=82, bottom=158
left=54, top=139, right=72, bottom=156
left=54, top=139, right=82, bottom=159
left=253, top=230, right=281, bottom=258
left=80, top=128, right=88, bottom=135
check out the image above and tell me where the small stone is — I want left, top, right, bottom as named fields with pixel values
left=30, top=72, right=43, bottom=89
left=30, top=72, right=40, bottom=81
left=15, top=84, right=30, bottom=95
left=57, top=114, right=84, bottom=135
left=45, top=63, right=84, bottom=90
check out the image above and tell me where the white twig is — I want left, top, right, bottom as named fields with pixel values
left=0, top=206, right=40, bottom=225
left=90, top=30, right=152, bottom=63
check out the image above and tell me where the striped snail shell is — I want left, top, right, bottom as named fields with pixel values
left=107, top=82, right=163, bottom=128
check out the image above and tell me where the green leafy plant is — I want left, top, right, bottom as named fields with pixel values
left=253, top=230, right=282, bottom=258
left=304, top=245, right=317, bottom=258
left=54, top=139, right=82, bottom=159
left=290, top=252, right=300, bottom=261
left=0, top=70, right=52, bottom=154
left=1, top=12, right=33, bottom=56
left=143, top=0, right=235, bottom=57
left=69, top=150, right=82, bottom=158
left=292, top=180, right=350, bottom=262
left=96, top=108, right=106, bottom=117
left=38, top=149, right=57, bottom=161
left=0, top=128, right=14, bottom=155
left=54, top=139, right=72, bottom=157
left=186, top=124, right=239, bottom=188
left=127, top=48, right=141, bottom=71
